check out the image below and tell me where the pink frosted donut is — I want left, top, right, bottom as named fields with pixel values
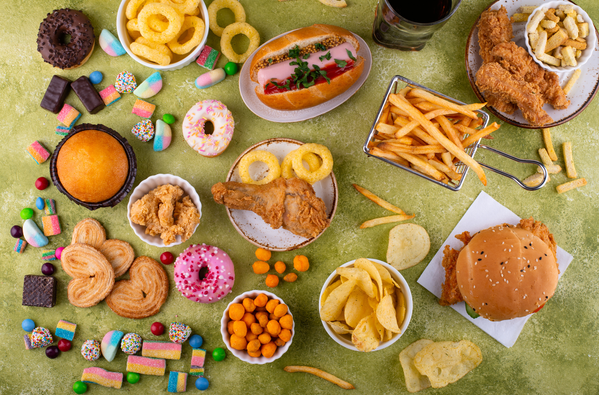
left=174, top=244, right=235, bottom=303
left=182, top=100, right=234, bottom=158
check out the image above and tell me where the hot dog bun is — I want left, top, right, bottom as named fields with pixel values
left=250, top=24, right=364, bottom=111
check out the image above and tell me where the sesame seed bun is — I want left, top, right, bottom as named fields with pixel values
left=455, top=225, right=559, bottom=321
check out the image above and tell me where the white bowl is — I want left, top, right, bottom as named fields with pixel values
left=127, top=174, right=202, bottom=247
left=319, top=258, right=413, bottom=352
left=524, top=1, right=596, bottom=73
left=116, top=0, right=210, bottom=71
left=220, top=290, right=295, bottom=364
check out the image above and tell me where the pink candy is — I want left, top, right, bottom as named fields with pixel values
left=132, top=99, right=156, bottom=118
left=42, top=215, right=61, bottom=236
left=57, top=104, right=81, bottom=128
left=99, top=85, right=121, bottom=106
left=26, top=141, right=51, bottom=164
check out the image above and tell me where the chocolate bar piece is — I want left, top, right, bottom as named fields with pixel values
left=40, top=76, right=71, bottom=113
left=22, top=275, right=56, bottom=308
left=71, top=76, right=105, bottom=114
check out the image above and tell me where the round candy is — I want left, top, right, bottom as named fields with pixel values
left=212, top=347, right=226, bottom=361
left=41, top=262, right=55, bottom=276
left=151, top=322, right=165, bottom=336
left=20, top=208, right=34, bottom=220
left=89, top=71, right=103, bottom=85
left=121, top=333, right=142, bottom=354
left=115, top=71, right=137, bottom=93
left=73, top=381, right=88, bottom=394
left=163, top=114, right=175, bottom=124
left=160, top=252, right=174, bottom=265
left=46, top=345, right=60, bottom=359
left=36, top=197, right=45, bottom=210
left=126, top=372, right=140, bottom=384
left=169, top=322, right=192, bottom=344
left=188, top=334, right=203, bottom=349
left=11, top=225, right=23, bottom=238
left=195, top=377, right=209, bottom=391
left=81, top=340, right=101, bottom=362
left=22, top=319, right=35, bottom=332
left=55, top=247, right=65, bottom=260
left=58, top=338, right=72, bottom=352
left=131, top=120, right=155, bottom=142
left=35, top=177, right=50, bottom=190
left=224, top=61, right=238, bottom=75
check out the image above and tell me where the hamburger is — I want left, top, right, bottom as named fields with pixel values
left=439, top=218, right=559, bottom=321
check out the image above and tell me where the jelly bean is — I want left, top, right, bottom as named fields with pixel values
left=195, top=68, right=226, bottom=89
left=127, top=372, right=140, bottom=384
left=22, top=319, right=35, bottom=332
left=224, top=62, right=238, bottom=75
left=151, top=322, right=165, bottom=336
left=23, top=219, right=49, bottom=248
left=154, top=120, right=172, bottom=152
left=195, top=377, right=209, bottom=391
left=73, top=381, right=88, bottom=394
left=35, top=177, right=49, bottom=190
left=58, top=339, right=72, bottom=352
left=189, top=334, right=203, bottom=349
left=36, top=197, right=45, bottom=210
left=55, top=246, right=65, bottom=260
left=42, top=262, right=55, bottom=276
left=11, top=225, right=23, bottom=238
left=89, top=71, right=103, bottom=85
left=160, top=252, right=174, bottom=265
left=212, top=347, right=226, bottom=361
left=163, top=114, right=175, bottom=124
left=46, top=345, right=60, bottom=359
left=21, top=208, right=34, bottom=220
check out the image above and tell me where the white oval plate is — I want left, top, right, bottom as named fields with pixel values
left=225, top=138, right=338, bottom=251
left=465, top=0, right=599, bottom=128
left=239, top=31, right=372, bottom=123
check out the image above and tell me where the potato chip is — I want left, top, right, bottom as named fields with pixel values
left=374, top=314, right=385, bottom=341
left=336, top=267, right=376, bottom=299
left=387, top=223, right=430, bottom=271
left=384, top=329, right=394, bottom=342
left=354, top=258, right=384, bottom=299
left=396, top=288, right=407, bottom=328
left=371, top=260, right=401, bottom=288
left=327, top=321, right=353, bottom=335
left=351, top=313, right=380, bottom=352
left=376, top=294, right=402, bottom=333
left=399, top=339, right=434, bottom=393
left=413, top=340, right=482, bottom=388
left=321, top=279, right=341, bottom=307
left=344, top=288, right=373, bottom=328
left=368, top=297, right=378, bottom=311
left=320, top=279, right=356, bottom=321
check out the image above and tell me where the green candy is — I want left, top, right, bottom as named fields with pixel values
left=20, top=208, right=33, bottom=220
left=224, top=62, right=238, bottom=76
left=126, top=372, right=140, bottom=384
left=163, top=114, right=175, bottom=124
left=212, top=347, right=226, bottom=361
left=72, top=381, right=87, bottom=394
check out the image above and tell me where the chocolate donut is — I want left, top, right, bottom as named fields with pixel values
left=37, top=9, right=95, bottom=70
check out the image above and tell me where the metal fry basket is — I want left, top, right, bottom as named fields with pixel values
left=363, top=75, right=548, bottom=191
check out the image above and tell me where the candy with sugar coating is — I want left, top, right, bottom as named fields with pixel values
left=101, top=330, right=124, bottom=362
left=154, top=120, right=172, bottom=151
left=42, top=249, right=56, bottom=260
left=42, top=215, right=61, bottom=236
left=57, top=104, right=81, bottom=128
left=190, top=348, right=206, bottom=376
left=81, top=340, right=101, bottom=362
left=99, top=85, right=121, bottom=106
left=142, top=340, right=181, bottom=360
left=195, top=68, right=226, bottom=89
left=132, top=99, right=156, bottom=118
left=121, top=333, right=142, bottom=355
left=196, top=45, right=221, bottom=70
left=169, top=322, right=192, bottom=344
left=99, top=29, right=126, bottom=57
left=55, top=125, right=70, bottom=136
left=127, top=355, right=166, bottom=376
left=168, top=371, right=188, bottom=393
left=56, top=320, right=77, bottom=341
left=26, top=141, right=51, bottom=165
left=24, top=334, right=34, bottom=350
left=132, top=120, right=155, bottom=142
left=31, top=327, right=53, bottom=348
left=82, top=367, right=123, bottom=389
left=23, top=219, right=48, bottom=247
left=44, top=199, right=56, bottom=215
left=115, top=71, right=136, bottom=93
left=14, top=238, right=27, bottom=253
left=134, top=72, right=162, bottom=98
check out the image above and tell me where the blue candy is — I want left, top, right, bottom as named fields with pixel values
left=89, top=71, right=103, bottom=85
left=188, top=334, right=203, bottom=349
left=195, top=377, right=209, bottom=391
left=35, top=197, right=44, bottom=210
left=22, top=319, right=35, bottom=332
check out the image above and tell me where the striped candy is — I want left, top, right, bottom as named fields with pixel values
left=82, top=367, right=123, bottom=389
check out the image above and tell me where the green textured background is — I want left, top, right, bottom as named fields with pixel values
left=1, top=0, right=598, bottom=393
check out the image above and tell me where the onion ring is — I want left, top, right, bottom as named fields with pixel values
left=167, top=16, right=205, bottom=55
left=138, top=3, right=183, bottom=44
left=291, top=144, right=333, bottom=184
left=127, top=16, right=170, bottom=32
left=239, top=150, right=282, bottom=185
left=131, top=37, right=172, bottom=66
left=281, top=150, right=322, bottom=178
left=161, top=0, right=201, bottom=15
left=220, top=22, right=260, bottom=63
left=208, top=0, right=246, bottom=37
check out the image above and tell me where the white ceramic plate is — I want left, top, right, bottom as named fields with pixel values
left=224, top=138, right=338, bottom=251
left=239, top=32, right=372, bottom=123
left=465, top=0, right=599, bottom=128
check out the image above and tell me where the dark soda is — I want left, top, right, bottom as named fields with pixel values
left=388, top=0, right=452, bottom=23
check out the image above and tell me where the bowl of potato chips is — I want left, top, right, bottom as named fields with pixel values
left=319, top=258, right=412, bottom=352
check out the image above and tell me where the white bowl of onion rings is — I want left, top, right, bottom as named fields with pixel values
left=116, top=0, right=210, bottom=71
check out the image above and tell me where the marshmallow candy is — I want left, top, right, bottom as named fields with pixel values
left=154, top=120, right=172, bottom=151
left=31, top=327, right=53, bottom=348
left=115, top=71, right=137, bottom=93
left=81, top=340, right=101, bottom=362
left=99, top=85, right=121, bottom=106
left=26, top=141, right=51, bottom=165
left=142, top=340, right=181, bottom=360
left=82, top=367, right=123, bottom=389
left=169, top=322, right=192, bottom=344
left=99, top=30, right=126, bottom=57
left=167, top=371, right=188, bottom=393
left=132, top=99, right=156, bottom=118
left=121, top=333, right=142, bottom=355
left=196, top=45, right=221, bottom=70
left=132, top=120, right=155, bottom=142
left=195, top=68, right=226, bottom=89
left=14, top=238, right=27, bottom=253
left=101, top=330, right=124, bottom=362
left=23, top=219, right=49, bottom=247
left=127, top=355, right=166, bottom=376
left=55, top=320, right=77, bottom=341
left=57, top=104, right=81, bottom=128
left=42, top=215, right=61, bottom=236
left=134, top=72, right=162, bottom=98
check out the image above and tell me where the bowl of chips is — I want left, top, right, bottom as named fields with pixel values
left=319, top=258, right=412, bottom=352
left=116, top=0, right=210, bottom=71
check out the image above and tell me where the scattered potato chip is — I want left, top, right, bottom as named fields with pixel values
left=336, top=267, right=376, bottom=299
left=344, top=288, right=373, bottom=328
left=320, top=279, right=356, bottom=321
left=399, top=339, right=434, bottom=393
left=351, top=313, right=380, bottom=352
left=387, top=223, right=431, bottom=271
left=376, top=294, right=402, bottom=333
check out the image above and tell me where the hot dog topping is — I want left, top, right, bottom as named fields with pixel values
left=254, top=36, right=346, bottom=71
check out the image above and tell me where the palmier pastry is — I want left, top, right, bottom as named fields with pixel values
left=105, top=257, right=169, bottom=319
left=61, top=243, right=115, bottom=308
left=71, top=218, right=106, bottom=249
left=99, top=239, right=135, bottom=277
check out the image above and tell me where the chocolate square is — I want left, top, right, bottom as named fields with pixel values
left=40, top=76, right=71, bottom=113
left=71, top=76, right=105, bottom=114
left=22, top=275, right=56, bottom=308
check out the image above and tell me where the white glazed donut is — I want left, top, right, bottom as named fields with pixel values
left=182, top=100, right=234, bottom=157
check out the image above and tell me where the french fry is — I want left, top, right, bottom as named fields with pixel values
left=563, top=15, right=579, bottom=39
left=542, top=128, right=558, bottom=161
left=407, top=89, right=478, bottom=119
left=545, top=25, right=568, bottom=53
left=561, top=45, right=577, bottom=67
left=376, top=122, right=400, bottom=135
left=541, top=19, right=557, bottom=29
left=562, top=141, right=577, bottom=178
left=534, top=30, right=548, bottom=56
left=564, top=38, right=586, bottom=50
left=352, top=184, right=407, bottom=215
left=379, top=142, right=446, bottom=155
left=429, top=158, right=462, bottom=181
left=369, top=146, right=411, bottom=167
left=527, top=8, right=546, bottom=33
left=556, top=178, right=587, bottom=194
left=360, top=214, right=416, bottom=229
left=440, top=152, right=455, bottom=171
left=545, top=9, right=560, bottom=23
left=538, top=148, right=562, bottom=174
left=511, top=13, right=531, bottom=23
left=523, top=173, right=549, bottom=187
left=563, top=69, right=581, bottom=94
left=538, top=53, right=561, bottom=67
left=519, top=5, right=538, bottom=14
left=579, top=22, right=589, bottom=38
left=395, top=152, right=446, bottom=181
left=461, top=122, right=501, bottom=148
left=436, top=115, right=463, bottom=150
left=284, top=366, right=355, bottom=390
left=380, top=105, right=390, bottom=125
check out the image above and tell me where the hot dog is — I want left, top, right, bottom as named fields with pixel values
left=250, top=24, right=365, bottom=111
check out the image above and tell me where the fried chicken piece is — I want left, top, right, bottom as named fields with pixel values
left=477, top=6, right=513, bottom=64
left=439, top=244, right=464, bottom=306
left=211, top=177, right=329, bottom=239
left=173, top=196, right=201, bottom=242
left=476, top=63, right=553, bottom=126
left=130, top=190, right=163, bottom=236
left=154, top=185, right=184, bottom=228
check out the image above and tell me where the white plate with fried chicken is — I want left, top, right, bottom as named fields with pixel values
left=465, top=0, right=599, bottom=128
left=211, top=138, right=338, bottom=251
